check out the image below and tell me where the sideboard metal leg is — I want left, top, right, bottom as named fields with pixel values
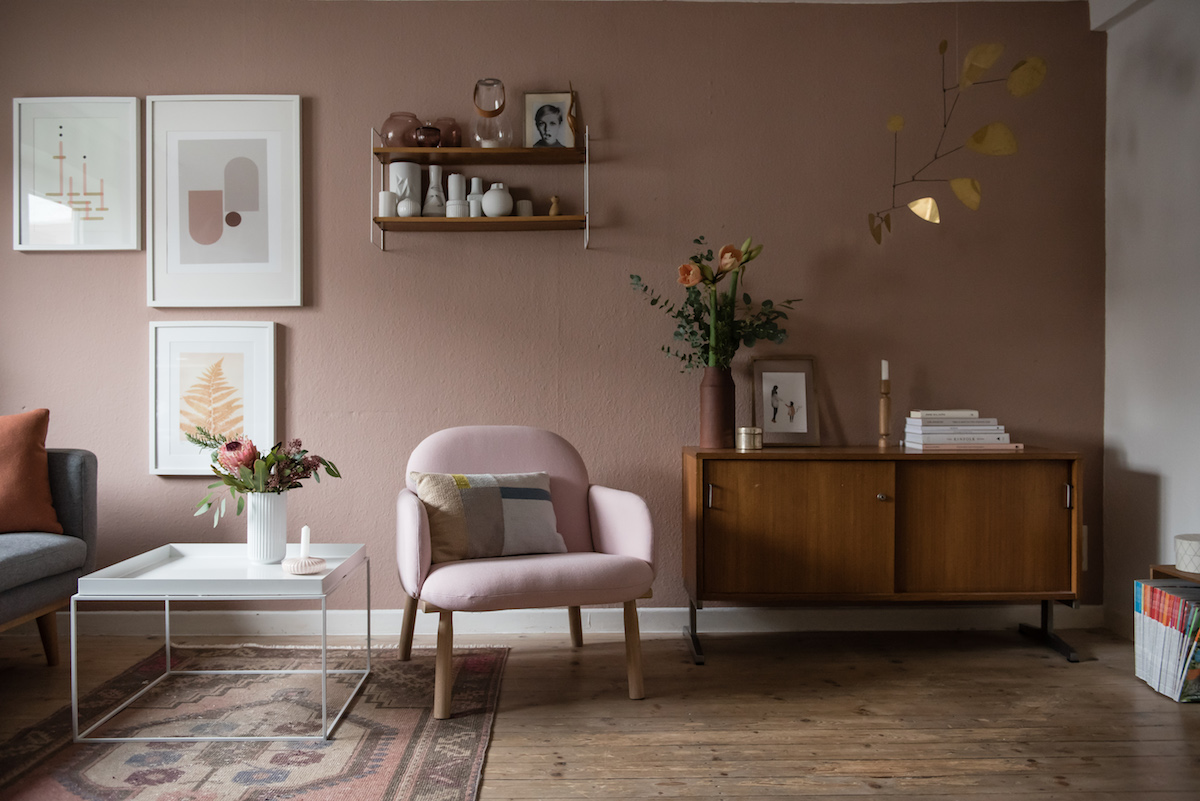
left=684, top=601, right=705, bottom=665
left=1018, top=600, right=1079, bottom=662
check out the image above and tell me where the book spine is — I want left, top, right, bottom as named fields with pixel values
left=909, top=409, right=979, bottom=419
left=903, top=442, right=1024, bottom=451
left=905, top=432, right=1011, bottom=444
left=905, top=424, right=1005, bottom=433
left=904, top=418, right=999, bottom=427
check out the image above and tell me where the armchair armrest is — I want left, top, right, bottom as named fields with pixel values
left=588, top=484, right=654, bottom=571
left=396, top=488, right=432, bottom=597
left=47, top=449, right=98, bottom=574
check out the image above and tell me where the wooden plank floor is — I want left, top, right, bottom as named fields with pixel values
left=2, top=627, right=1198, bottom=798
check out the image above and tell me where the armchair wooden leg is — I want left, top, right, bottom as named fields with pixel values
left=568, top=605, right=583, bottom=647
left=434, top=611, right=454, bottom=720
left=36, top=609, right=60, bottom=667
left=399, top=595, right=418, bottom=661
left=623, top=600, right=645, bottom=700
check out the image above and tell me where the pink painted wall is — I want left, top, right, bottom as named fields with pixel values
left=0, top=1, right=1106, bottom=610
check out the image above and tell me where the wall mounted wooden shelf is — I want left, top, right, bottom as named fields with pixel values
left=372, top=146, right=586, bottom=166
left=372, top=215, right=586, bottom=233
left=369, top=128, right=590, bottom=250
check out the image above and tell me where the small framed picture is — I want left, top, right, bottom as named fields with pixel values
left=752, top=357, right=821, bottom=446
left=524, top=92, right=575, bottom=149
left=150, top=321, right=276, bottom=475
left=13, top=97, right=140, bottom=251
left=146, top=95, right=302, bottom=307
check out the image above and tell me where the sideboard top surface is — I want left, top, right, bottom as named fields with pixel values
left=683, top=445, right=1080, bottom=461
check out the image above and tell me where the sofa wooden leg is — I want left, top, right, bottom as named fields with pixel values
left=399, top=595, right=417, bottom=661
left=623, top=600, right=644, bottom=700
left=568, top=605, right=583, bottom=647
left=433, top=611, right=454, bottom=720
left=36, top=610, right=60, bottom=667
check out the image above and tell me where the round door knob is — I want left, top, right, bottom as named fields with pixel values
left=877, top=493, right=888, bottom=501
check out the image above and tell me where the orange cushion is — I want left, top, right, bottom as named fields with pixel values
left=0, top=409, right=63, bottom=534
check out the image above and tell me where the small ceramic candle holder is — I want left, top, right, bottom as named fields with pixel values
left=282, top=555, right=326, bottom=575
left=282, top=524, right=326, bottom=574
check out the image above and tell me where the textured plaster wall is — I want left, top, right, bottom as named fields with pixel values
left=1104, top=0, right=1200, bottom=636
left=0, top=1, right=1106, bottom=615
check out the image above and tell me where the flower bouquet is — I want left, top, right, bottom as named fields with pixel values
left=630, top=236, right=798, bottom=370
left=187, top=426, right=341, bottom=527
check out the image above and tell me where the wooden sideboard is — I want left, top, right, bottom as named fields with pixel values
left=682, top=446, right=1082, bottom=661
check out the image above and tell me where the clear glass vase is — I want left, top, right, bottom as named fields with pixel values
left=471, top=78, right=512, bottom=148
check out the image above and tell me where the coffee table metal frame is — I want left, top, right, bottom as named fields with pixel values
left=70, top=543, right=371, bottom=743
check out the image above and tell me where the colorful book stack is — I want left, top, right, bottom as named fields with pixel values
left=903, top=409, right=1024, bottom=451
left=1134, top=579, right=1200, bottom=702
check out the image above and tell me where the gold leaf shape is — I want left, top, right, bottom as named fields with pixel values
left=883, top=213, right=892, bottom=232
left=960, top=43, right=1005, bottom=91
left=908, top=197, right=940, bottom=224
left=179, top=358, right=244, bottom=439
left=939, top=40, right=948, bottom=55
left=887, top=115, right=905, bottom=133
left=950, top=178, right=982, bottom=210
left=967, top=122, right=1017, bottom=155
left=869, top=213, right=882, bottom=244
left=1007, top=56, right=1047, bottom=97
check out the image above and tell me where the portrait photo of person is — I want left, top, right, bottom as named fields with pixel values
left=524, top=92, right=576, bottom=148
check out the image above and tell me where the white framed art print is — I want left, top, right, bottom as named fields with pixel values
left=13, top=97, right=140, bottom=250
left=150, top=321, right=276, bottom=475
left=147, top=95, right=301, bottom=307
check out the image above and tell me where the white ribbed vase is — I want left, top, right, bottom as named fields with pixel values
left=246, top=492, right=288, bottom=564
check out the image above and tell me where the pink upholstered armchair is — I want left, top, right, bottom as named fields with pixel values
left=395, top=426, right=655, bottom=719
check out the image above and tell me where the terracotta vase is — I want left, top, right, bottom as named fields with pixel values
left=699, top=366, right=735, bottom=449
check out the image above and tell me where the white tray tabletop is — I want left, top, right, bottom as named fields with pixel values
left=76, top=543, right=366, bottom=597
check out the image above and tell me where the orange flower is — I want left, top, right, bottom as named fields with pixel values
left=677, top=263, right=703, bottom=287
left=717, top=245, right=743, bottom=276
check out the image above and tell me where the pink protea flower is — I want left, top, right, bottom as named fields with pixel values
left=217, top=437, right=258, bottom=475
left=717, top=245, right=743, bottom=276
left=677, top=263, right=703, bottom=287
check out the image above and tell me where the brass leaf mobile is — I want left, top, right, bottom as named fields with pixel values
left=869, top=39, right=1046, bottom=243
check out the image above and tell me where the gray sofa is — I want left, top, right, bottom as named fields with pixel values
left=0, top=449, right=97, bottom=665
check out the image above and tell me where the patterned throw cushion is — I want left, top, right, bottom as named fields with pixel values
left=410, top=471, right=566, bottom=563
left=0, top=409, right=63, bottom=534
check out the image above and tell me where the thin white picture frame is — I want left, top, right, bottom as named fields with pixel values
left=13, top=97, right=140, bottom=251
left=524, top=91, right=576, bottom=149
left=150, top=321, right=276, bottom=475
left=147, top=95, right=301, bottom=307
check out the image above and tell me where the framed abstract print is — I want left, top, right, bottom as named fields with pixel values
left=147, top=95, right=301, bottom=307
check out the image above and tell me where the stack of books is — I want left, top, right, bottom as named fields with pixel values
left=903, top=409, right=1024, bottom=451
left=1134, top=579, right=1200, bottom=702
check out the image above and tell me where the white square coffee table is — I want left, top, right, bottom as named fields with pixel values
left=71, top=542, right=370, bottom=743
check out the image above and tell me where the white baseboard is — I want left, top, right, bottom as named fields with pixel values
left=48, top=603, right=1106, bottom=638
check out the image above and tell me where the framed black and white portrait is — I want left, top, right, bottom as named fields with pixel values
left=752, top=357, right=821, bottom=446
left=524, top=92, right=575, bottom=149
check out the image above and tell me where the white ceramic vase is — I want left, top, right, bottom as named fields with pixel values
left=482, top=182, right=513, bottom=217
left=423, top=165, right=446, bottom=217
left=246, top=492, right=288, bottom=565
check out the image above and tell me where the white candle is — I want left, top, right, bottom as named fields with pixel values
left=881, top=360, right=889, bottom=381
left=300, top=525, right=311, bottom=559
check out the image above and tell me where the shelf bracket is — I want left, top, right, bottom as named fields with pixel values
left=583, top=125, right=590, bottom=250
left=1018, top=600, right=1080, bottom=662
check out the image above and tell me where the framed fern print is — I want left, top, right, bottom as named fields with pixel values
left=150, top=321, right=275, bottom=475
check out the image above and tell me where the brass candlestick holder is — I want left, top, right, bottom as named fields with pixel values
left=878, top=379, right=891, bottom=449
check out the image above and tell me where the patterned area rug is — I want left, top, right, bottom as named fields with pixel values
left=0, top=644, right=506, bottom=800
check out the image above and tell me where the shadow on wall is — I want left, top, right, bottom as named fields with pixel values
left=1104, top=446, right=1161, bottom=632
